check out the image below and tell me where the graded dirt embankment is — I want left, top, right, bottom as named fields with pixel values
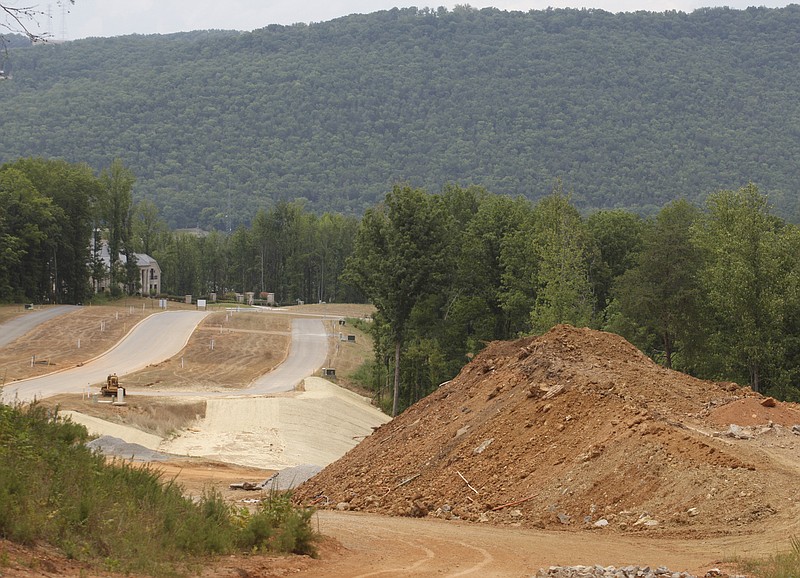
left=159, top=377, right=390, bottom=469
left=295, top=324, right=800, bottom=540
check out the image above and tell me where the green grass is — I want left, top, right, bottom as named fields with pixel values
left=0, top=401, right=318, bottom=576
left=736, top=537, right=800, bottom=578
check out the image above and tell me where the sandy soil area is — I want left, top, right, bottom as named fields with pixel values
left=158, top=377, right=390, bottom=469
left=0, top=300, right=169, bottom=383
left=2, top=308, right=794, bottom=577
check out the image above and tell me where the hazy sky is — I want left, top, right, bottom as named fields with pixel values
left=22, top=0, right=794, bottom=40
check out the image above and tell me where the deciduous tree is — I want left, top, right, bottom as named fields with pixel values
left=692, top=184, right=785, bottom=392
left=530, top=184, right=594, bottom=333
left=344, top=185, right=449, bottom=416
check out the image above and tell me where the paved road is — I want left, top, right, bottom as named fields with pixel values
left=1, top=310, right=209, bottom=403
left=247, top=318, right=328, bottom=394
left=0, top=305, right=80, bottom=348
left=140, top=317, right=330, bottom=397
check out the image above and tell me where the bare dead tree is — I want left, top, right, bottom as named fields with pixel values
left=1, top=1, right=74, bottom=43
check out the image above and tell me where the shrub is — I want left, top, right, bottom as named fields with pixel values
left=0, top=401, right=319, bottom=575
left=237, top=491, right=318, bottom=557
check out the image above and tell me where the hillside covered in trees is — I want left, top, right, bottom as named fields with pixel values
left=2, top=5, right=800, bottom=228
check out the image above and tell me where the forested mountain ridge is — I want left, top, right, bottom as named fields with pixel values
left=3, top=5, right=800, bottom=228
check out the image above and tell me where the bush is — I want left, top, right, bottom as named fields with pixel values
left=0, top=401, right=319, bottom=575
left=237, top=491, right=318, bottom=557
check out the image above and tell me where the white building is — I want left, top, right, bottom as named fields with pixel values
left=134, top=253, right=161, bottom=296
left=94, top=240, right=161, bottom=296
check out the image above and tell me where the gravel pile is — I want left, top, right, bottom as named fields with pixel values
left=87, top=435, right=173, bottom=462
left=261, top=464, right=322, bottom=491
left=535, top=566, right=745, bottom=578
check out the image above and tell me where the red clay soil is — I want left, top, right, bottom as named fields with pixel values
left=295, top=325, right=800, bottom=538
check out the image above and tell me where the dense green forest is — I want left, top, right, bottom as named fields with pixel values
left=0, top=157, right=359, bottom=305
left=344, top=182, right=800, bottom=413
left=3, top=6, right=800, bottom=227
left=6, top=155, right=800, bottom=410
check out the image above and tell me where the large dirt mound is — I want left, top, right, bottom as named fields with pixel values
left=295, top=325, right=800, bottom=537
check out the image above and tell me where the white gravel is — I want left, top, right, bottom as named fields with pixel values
left=86, top=435, right=174, bottom=462
left=261, top=464, right=323, bottom=490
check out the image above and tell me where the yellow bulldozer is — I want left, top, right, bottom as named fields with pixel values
left=100, top=373, right=125, bottom=397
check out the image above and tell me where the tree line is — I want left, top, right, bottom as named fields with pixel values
left=0, top=157, right=361, bottom=306
left=149, top=201, right=362, bottom=304
left=3, top=6, right=800, bottom=227
left=4, top=156, right=800, bottom=411
left=345, top=183, right=800, bottom=414
left=0, top=157, right=138, bottom=303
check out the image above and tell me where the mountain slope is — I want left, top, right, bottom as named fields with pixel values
left=3, top=6, right=800, bottom=227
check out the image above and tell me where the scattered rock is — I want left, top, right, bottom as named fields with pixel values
left=409, top=500, right=428, bottom=517
left=723, top=424, right=752, bottom=440
left=761, top=397, right=777, bottom=408
left=473, top=438, right=494, bottom=455
left=535, top=565, right=706, bottom=578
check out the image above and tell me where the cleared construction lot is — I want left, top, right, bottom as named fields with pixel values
left=4, top=302, right=796, bottom=577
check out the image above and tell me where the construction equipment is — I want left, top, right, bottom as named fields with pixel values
left=101, top=373, right=125, bottom=397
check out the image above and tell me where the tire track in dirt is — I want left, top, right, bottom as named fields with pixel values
left=301, top=510, right=766, bottom=578
left=315, top=513, right=498, bottom=577
left=353, top=538, right=435, bottom=577
left=448, top=541, right=494, bottom=576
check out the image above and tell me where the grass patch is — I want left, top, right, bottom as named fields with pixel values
left=40, top=395, right=206, bottom=439
left=121, top=399, right=206, bottom=438
left=0, top=400, right=318, bottom=576
left=736, top=537, right=800, bottom=578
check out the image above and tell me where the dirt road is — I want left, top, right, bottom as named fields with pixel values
left=293, top=511, right=770, bottom=577
left=1, top=310, right=209, bottom=402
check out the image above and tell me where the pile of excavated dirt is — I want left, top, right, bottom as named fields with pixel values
left=295, top=325, right=800, bottom=537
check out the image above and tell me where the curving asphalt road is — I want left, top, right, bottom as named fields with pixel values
left=1, top=312, right=330, bottom=403
left=1, top=310, right=210, bottom=403
left=0, top=305, right=81, bottom=348
left=246, top=317, right=328, bottom=394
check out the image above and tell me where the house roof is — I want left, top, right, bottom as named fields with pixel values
left=97, top=241, right=158, bottom=269
left=133, top=253, right=159, bottom=267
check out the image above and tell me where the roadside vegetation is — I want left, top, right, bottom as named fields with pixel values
left=0, top=400, right=318, bottom=576
left=737, top=538, right=800, bottom=578
left=40, top=394, right=207, bottom=439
